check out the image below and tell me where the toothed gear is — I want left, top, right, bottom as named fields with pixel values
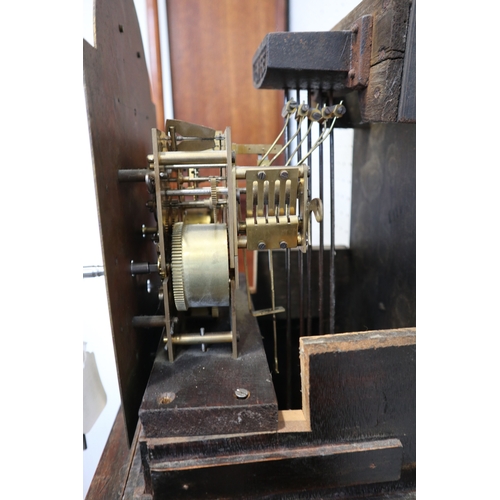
left=210, top=177, right=217, bottom=208
left=171, top=222, right=187, bottom=311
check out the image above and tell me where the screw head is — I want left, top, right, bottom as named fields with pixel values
left=279, top=241, right=288, bottom=249
left=299, top=103, right=309, bottom=113
left=258, top=241, right=266, bottom=250
left=235, top=388, right=249, bottom=399
left=309, top=109, right=322, bottom=121
left=257, top=171, right=266, bottom=180
left=279, top=170, right=289, bottom=179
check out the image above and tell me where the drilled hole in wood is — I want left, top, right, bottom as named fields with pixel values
left=118, top=24, right=123, bottom=33
left=137, top=51, right=141, bottom=58
left=158, top=392, right=175, bottom=405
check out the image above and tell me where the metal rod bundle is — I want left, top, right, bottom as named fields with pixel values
left=265, top=90, right=343, bottom=409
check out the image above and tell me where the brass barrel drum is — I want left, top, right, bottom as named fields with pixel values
left=171, top=222, right=230, bottom=311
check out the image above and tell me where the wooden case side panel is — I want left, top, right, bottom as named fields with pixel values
left=83, top=0, right=161, bottom=443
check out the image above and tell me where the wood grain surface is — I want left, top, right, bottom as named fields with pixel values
left=146, top=0, right=164, bottom=130
left=83, top=0, right=163, bottom=443
left=150, top=439, right=403, bottom=499
left=334, top=0, right=413, bottom=124
left=139, top=286, right=278, bottom=438
left=93, top=327, right=415, bottom=498
left=166, top=0, right=288, bottom=287
left=346, top=122, right=416, bottom=333
left=86, top=409, right=134, bottom=500
left=302, top=328, right=416, bottom=465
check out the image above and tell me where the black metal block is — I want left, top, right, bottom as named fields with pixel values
left=252, top=31, right=353, bottom=91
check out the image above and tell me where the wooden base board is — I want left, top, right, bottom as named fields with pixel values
left=139, top=285, right=278, bottom=438
left=148, top=439, right=403, bottom=499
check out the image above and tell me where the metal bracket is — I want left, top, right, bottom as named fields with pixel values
left=346, top=15, right=373, bottom=90
left=244, top=166, right=301, bottom=250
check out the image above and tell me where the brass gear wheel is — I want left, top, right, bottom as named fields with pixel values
left=171, top=222, right=187, bottom=311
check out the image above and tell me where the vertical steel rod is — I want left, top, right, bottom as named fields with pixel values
left=318, top=94, right=324, bottom=335
left=230, top=278, right=237, bottom=359
left=284, top=90, right=292, bottom=409
left=285, top=247, right=291, bottom=409
left=243, top=248, right=253, bottom=312
left=268, top=249, right=279, bottom=374
left=329, top=121, right=336, bottom=334
left=306, top=91, right=313, bottom=338
left=297, top=89, right=304, bottom=340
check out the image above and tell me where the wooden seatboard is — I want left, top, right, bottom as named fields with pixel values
left=137, top=327, right=415, bottom=497
left=139, top=286, right=278, bottom=438
left=91, top=327, right=415, bottom=497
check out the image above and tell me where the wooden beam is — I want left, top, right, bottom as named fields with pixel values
left=333, top=0, right=413, bottom=124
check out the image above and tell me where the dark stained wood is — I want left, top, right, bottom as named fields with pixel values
left=252, top=31, right=352, bottom=91
left=83, top=0, right=163, bottom=443
left=93, top=415, right=414, bottom=499
left=86, top=409, right=132, bottom=500
left=333, top=0, right=412, bottom=124
left=135, top=327, right=414, bottom=497
left=360, top=58, right=405, bottom=122
left=398, top=0, right=416, bottom=123
left=166, top=0, right=287, bottom=288
left=123, top=429, right=151, bottom=500
left=90, top=326, right=415, bottom=498
left=302, top=328, right=416, bottom=466
left=149, top=439, right=403, bottom=499
left=146, top=0, right=164, bottom=130
left=139, top=285, right=278, bottom=438
left=333, top=0, right=410, bottom=62
left=345, top=123, right=416, bottom=333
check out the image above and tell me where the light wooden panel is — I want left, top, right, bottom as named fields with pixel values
left=166, top=0, right=288, bottom=286
left=166, top=0, right=286, bottom=145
